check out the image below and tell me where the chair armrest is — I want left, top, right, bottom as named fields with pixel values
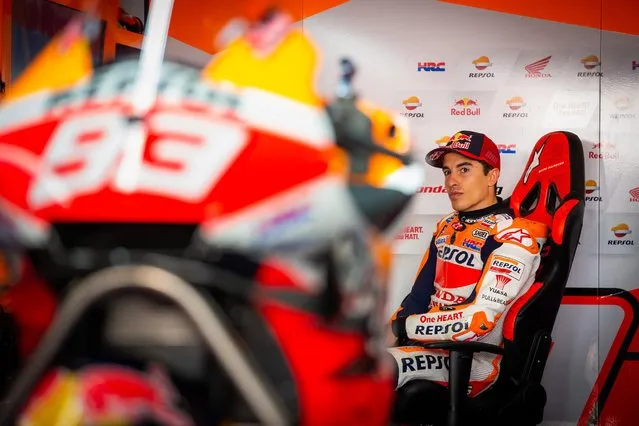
left=411, top=340, right=505, bottom=426
left=419, top=340, right=505, bottom=355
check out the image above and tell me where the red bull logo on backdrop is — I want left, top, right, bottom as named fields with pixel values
left=524, top=56, right=552, bottom=78
left=451, top=98, right=480, bottom=116
left=588, top=142, right=619, bottom=160
left=469, top=56, right=494, bottom=78
left=401, top=96, right=424, bottom=118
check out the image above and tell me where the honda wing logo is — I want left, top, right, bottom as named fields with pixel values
left=525, top=56, right=552, bottom=78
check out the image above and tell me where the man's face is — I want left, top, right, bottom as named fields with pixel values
left=442, top=152, right=499, bottom=212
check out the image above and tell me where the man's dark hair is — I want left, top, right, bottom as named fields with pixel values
left=480, top=161, right=494, bottom=175
left=480, top=160, right=499, bottom=194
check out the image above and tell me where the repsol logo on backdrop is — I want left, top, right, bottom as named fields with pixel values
left=469, top=72, right=495, bottom=78
left=402, top=355, right=450, bottom=373
left=401, top=111, right=424, bottom=118
left=414, top=321, right=469, bottom=336
left=437, top=246, right=477, bottom=267
left=608, top=239, right=635, bottom=245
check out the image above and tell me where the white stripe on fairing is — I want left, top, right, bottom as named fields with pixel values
left=236, top=87, right=335, bottom=148
left=0, top=144, right=72, bottom=209
left=382, top=161, right=425, bottom=195
left=0, top=86, right=337, bottom=150
left=117, top=0, right=174, bottom=192
left=200, top=174, right=338, bottom=234
left=129, top=0, right=174, bottom=115
left=0, top=92, right=55, bottom=133
left=198, top=174, right=363, bottom=251
left=0, top=144, right=41, bottom=173
left=0, top=198, right=49, bottom=246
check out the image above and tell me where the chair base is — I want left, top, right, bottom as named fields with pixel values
left=392, top=379, right=547, bottom=426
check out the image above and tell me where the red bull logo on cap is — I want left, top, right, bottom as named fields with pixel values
left=448, top=141, right=471, bottom=150
left=451, top=98, right=481, bottom=116
left=450, top=132, right=472, bottom=142
left=435, top=136, right=450, bottom=146
left=441, top=132, right=472, bottom=150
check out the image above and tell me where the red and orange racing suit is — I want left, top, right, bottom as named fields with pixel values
left=389, top=200, right=548, bottom=396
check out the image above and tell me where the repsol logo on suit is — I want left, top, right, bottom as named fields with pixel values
left=437, top=246, right=477, bottom=267
left=414, top=321, right=469, bottom=336
left=402, top=355, right=450, bottom=373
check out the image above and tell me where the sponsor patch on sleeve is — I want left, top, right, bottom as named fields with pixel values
left=496, top=227, right=534, bottom=247
left=472, top=229, right=489, bottom=240
left=488, top=255, right=526, bottom=281
left=435, top=235, right=449, bottom=246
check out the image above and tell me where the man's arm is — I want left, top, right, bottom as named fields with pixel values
left=390, top=235, right=438, bottom=321
left=393, top=218, right=546, bottom=343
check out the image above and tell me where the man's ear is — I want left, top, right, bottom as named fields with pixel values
left=488, top=168, right=500, bottom=187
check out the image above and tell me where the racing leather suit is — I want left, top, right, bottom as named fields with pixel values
left=389, top=200, right=548, bottom=397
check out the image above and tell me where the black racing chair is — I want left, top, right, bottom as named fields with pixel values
left=393, top=131, right=586, bottom=426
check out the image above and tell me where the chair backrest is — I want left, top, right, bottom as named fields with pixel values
left=501, top=131, right=585, bottom=382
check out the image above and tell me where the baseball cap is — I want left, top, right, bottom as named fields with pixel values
left=425, top=130, right=501, bottom=170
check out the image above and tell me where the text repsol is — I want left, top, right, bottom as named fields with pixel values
left=414, top=322, right=469, bottom=336
left=491, top=260, right=521, bottom=274
left=401, top=355, right=450, bottom=372
left=438, top=247, right=477, bottom=267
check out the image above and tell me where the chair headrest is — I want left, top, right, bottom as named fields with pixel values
left=509, top=131, right=585, bottom=229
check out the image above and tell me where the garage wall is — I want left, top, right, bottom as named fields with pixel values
left=301, top=1, right=639, bottom=424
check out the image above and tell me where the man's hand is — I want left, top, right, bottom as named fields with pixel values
left=390, top=315, right=408, bottom=343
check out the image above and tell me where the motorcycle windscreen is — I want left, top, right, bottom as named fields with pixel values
left=0, top=1, right=356, bottom=256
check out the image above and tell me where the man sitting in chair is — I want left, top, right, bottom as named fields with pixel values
left=389, top=130, right=548, bottom=397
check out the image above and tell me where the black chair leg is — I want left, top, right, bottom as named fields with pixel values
left=448, top=350, right=473, bottom=426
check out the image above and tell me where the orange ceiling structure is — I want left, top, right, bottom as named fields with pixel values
left=439, top=0, right=639, bottom=36
left=167, top=0, right=349, bottom=54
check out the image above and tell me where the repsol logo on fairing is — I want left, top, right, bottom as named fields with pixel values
left=437, top=246, right=477, bottom=267
left=401, top=354, right=450, bottom=372
left=414, top=321, right=469, bottom=336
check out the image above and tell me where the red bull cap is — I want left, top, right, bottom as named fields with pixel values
left=425, top=130, right=501, bottom=170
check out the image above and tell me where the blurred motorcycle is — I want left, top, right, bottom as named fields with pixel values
left=0, top=5, right=423, bottom=425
